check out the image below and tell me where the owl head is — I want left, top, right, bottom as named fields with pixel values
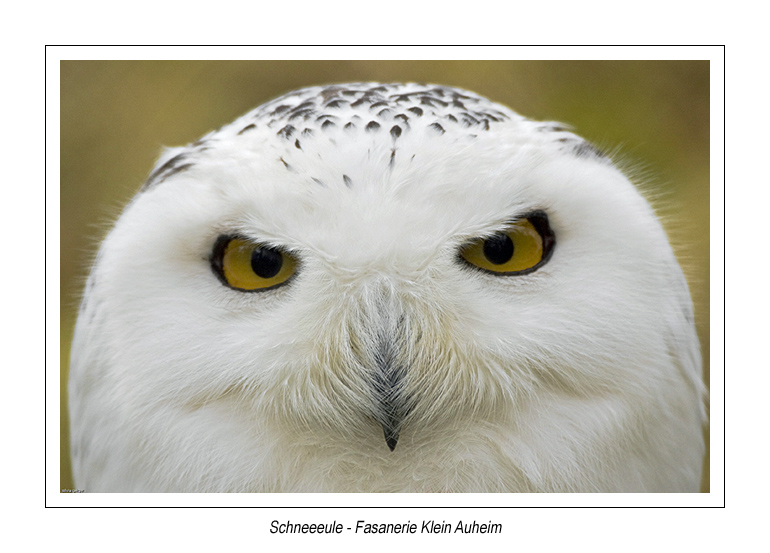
left=69, top=83, right=705, bottom=492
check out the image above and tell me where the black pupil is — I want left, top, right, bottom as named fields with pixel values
left=483, top=234, right=514, bottom=265
left=251, top=247, right=283, bottom=279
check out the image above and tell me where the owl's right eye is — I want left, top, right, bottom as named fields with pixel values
left=211, top=236, right=297, bottom=292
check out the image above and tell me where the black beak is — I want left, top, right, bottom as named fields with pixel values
left=383, top=423, right=400, bottom=452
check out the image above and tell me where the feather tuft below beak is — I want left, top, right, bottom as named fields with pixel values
left=370, top=320, right=410, bottom=452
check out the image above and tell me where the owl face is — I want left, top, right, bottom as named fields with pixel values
left=70, top=84, right=704, bottom=492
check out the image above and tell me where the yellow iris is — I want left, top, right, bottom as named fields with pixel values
left=219, top=238, right=297, bottom=291
left=460, top=218, right=545, bottom=274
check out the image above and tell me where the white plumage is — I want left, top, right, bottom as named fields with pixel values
left=69, top=83, right=706, bottom=492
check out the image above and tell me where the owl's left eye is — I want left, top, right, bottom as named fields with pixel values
left=211, top=236, right=297, bottom=292
left=459, top=211, right=555, bottom=275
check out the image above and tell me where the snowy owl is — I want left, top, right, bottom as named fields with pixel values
left=69, top=83, right=706, bottom=492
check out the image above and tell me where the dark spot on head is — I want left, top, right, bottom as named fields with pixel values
left=293, top=100, right=315, bottom=111
left=408, top=107, right=423, bottom=117
left=320, top=86, right=345, bottom=102
left=321, top=120, right=336, bottom=130
left=288, top=108, right=314, bottom=121
left=238, top=123, right=256, bottom=135
left=325, top=99, right=344, bottom=108
left=343, top=174, right=353, bottom=187
left=294, top=139, right=302, bottom=150
left=270, top=105, right=291, bottom=116
left=395, top=114, right=409, bottom=123
left=277, top=125, right=296, bottom=139
left=538, top=123, right=568, bottom=133
left=390, top=125, right=402, bottom=139
left=366, top=121, right=381, bottom=132
left=429, top=122, right=445, bottom=135
left=389, top=149, right=396, bottom=168
left=144, top=152, right=195, bottom=189
left=426, top=96, right=447, bottom=107
left=302, top=128, right=314, bottom=136
left=149, top=153, right=187, bottom=180
left=370, top=101, right=388, bottom=109
left=312, top=177, right=326, bottom=187
left=572, top=140, right=605, bottom=159
left=154, top=163, right=192, bottom=186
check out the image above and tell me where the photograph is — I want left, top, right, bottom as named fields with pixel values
left=59, top=58, right=711, bottom=496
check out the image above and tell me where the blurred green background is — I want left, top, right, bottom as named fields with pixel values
left=60, top=60, right=710, bottom=492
